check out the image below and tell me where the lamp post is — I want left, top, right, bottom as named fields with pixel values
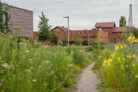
left=63, top=16, right=70, bottom=46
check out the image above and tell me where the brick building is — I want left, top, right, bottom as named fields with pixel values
left=33, top=22, right=128, bottom=45
left=2, top=5, right=33, bottom=37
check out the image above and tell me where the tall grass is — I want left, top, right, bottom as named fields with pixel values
left=0, top=33, right=91, bottom=92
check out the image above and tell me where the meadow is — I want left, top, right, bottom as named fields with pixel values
left=92, top=35, right=138, bottom=92
left=0, top=33, right=92, bottom=92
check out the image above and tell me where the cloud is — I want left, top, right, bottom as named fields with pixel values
left=3, top=0, right=138, bottom=31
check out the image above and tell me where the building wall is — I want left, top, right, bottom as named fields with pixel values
left=7, top=6, right=33, bottom=37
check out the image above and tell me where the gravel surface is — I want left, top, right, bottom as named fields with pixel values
left=76, top=63, right=99, bottom=92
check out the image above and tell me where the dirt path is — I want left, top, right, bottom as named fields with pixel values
left=76, top=63, right=99, bottom=92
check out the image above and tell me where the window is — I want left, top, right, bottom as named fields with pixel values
left=99, top=28, right=102, bottom=31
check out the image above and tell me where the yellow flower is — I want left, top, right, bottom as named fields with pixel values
left=133, top=55, right=136, bottom=58
left=103, top=59, right=107, bottom=64
left=117, top=57, right=121, bottom=62
left=107, top=62, right=111, bottom=67
left=115, top=45, right=119, bottom=50
left=103, top=63, right=106, bottom=67
left=108, top=58, right=112, bottom=62
left=127, top=55, right=132, bottom=59
left=62, top=64, right=66, bottom=70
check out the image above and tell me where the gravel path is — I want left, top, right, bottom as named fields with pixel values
left=76, top=63, right=99, bottom=92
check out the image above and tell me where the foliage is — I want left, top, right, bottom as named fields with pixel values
left=92, top=34, right=138, bottom=92
left=75, top=36, right=83, bottom=46
left=0, top=33, right=91, bottom=92
left=86, top=34, right=104, bottom=51
left=38, top=12, right=51, bottom=42
left=133, top=27, right=138, bottom=38
left=50, top=31, right=58, bottom=44
left=0, top=1, right=11, bottom=33
left=119, top=16, right=126, bottom=27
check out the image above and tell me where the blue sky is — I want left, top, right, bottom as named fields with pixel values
left=3, top=0, right=138, bottom=31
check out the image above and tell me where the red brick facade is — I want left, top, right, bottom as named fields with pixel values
left=33, top=22, right=129, bottom=45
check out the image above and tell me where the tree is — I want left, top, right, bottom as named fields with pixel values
left=133, top=27, right=138, bottom=38
left=50, top=31, right=58, bottom=44
left=75, top=36, right=83, bottom=45
left=0, top=1, right=11, bottom=33
left=38, top=12, right=51, bottom=42
left=119, top=16, right=126, bottom=27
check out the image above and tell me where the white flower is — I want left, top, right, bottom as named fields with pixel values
left=26, top=50, right=29, bottom=53
left=32, top=79, right=36, bottom=82
left=2, top=63, right=9, bottom=68
left=29, top=59, right=32, bottom=61
left=44, top=83, right=46, bottom=86
left=0, top=70, right=4, bottom=74
left=1, top=79, right=3, bottom=82
left=135, top=75, right=138, bottom=78
left=30, top=67, right=33, bottom=69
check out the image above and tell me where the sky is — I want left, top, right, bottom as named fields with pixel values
left=3, top=0, right=138, bottom=31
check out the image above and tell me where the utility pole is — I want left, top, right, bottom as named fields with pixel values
left=63, top=16, right=70, bottom=46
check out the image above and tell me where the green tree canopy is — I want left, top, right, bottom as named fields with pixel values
left=119, top=16, right=126, bottom=27
left=38, top=12, right=51, bottom=42
left=50, top=31, right=58, bottom=44
left=133, top=27, right=138, bottom=38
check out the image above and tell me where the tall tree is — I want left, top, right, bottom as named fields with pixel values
left=38, top=12, right=51, bottom=42
left=0, top=1, right=11, bottom=33
left=119, top=16, right=126, bottom=27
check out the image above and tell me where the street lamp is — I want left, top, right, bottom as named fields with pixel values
left=63, top=16, right=70, bottom=46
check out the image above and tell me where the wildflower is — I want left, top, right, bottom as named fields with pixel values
left=71, top=51, right=74, bottom=54
left=107, top=62, right=111, bottom=67
left=127, top=55, right=132, bottom=59
left=25, top=50, right=29, bottom=53
left=43, top=60, right=50, bottom=64
left=135, top=75, right=138, bottom=78
left=98, top=55, right=102, bottom=58
left=1, top=79, right=3, bottom=82
left=0, top=71, right=4, bottom=74
left=69, top=64, right=73, bottom=67
left=135, top=39, right=138, bottom=43
left=108, top=58, right=112, bottom=62
left=32, top=79, right=36, bottom=82
left=30, top=67, right=33, bottom=69
left=103, top=59, right=107, bottom=64
left=133, top=55, right=136, bottom=58
left=29, top=59, right=32, bottom=61
left=117, top=57, right=121, bottom=62
left=44, top=83, right=46, bottom=86
left=115, top=45, right=119, bottom=50
left=2, top=63, right=9, bottom=69
left=103, top=63, right=106, bottom=67
left=120, top=45, right=123, bottom=49
left=62, top=64, right=66, bottom=70
left=121, top=64, right=124, bottom=69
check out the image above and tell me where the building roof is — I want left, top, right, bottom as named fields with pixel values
left=52, top=26, right=70, bottom=31
left=112, top=27, right=127, bottom=33
left=95, top=22, right=116, bottom=28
